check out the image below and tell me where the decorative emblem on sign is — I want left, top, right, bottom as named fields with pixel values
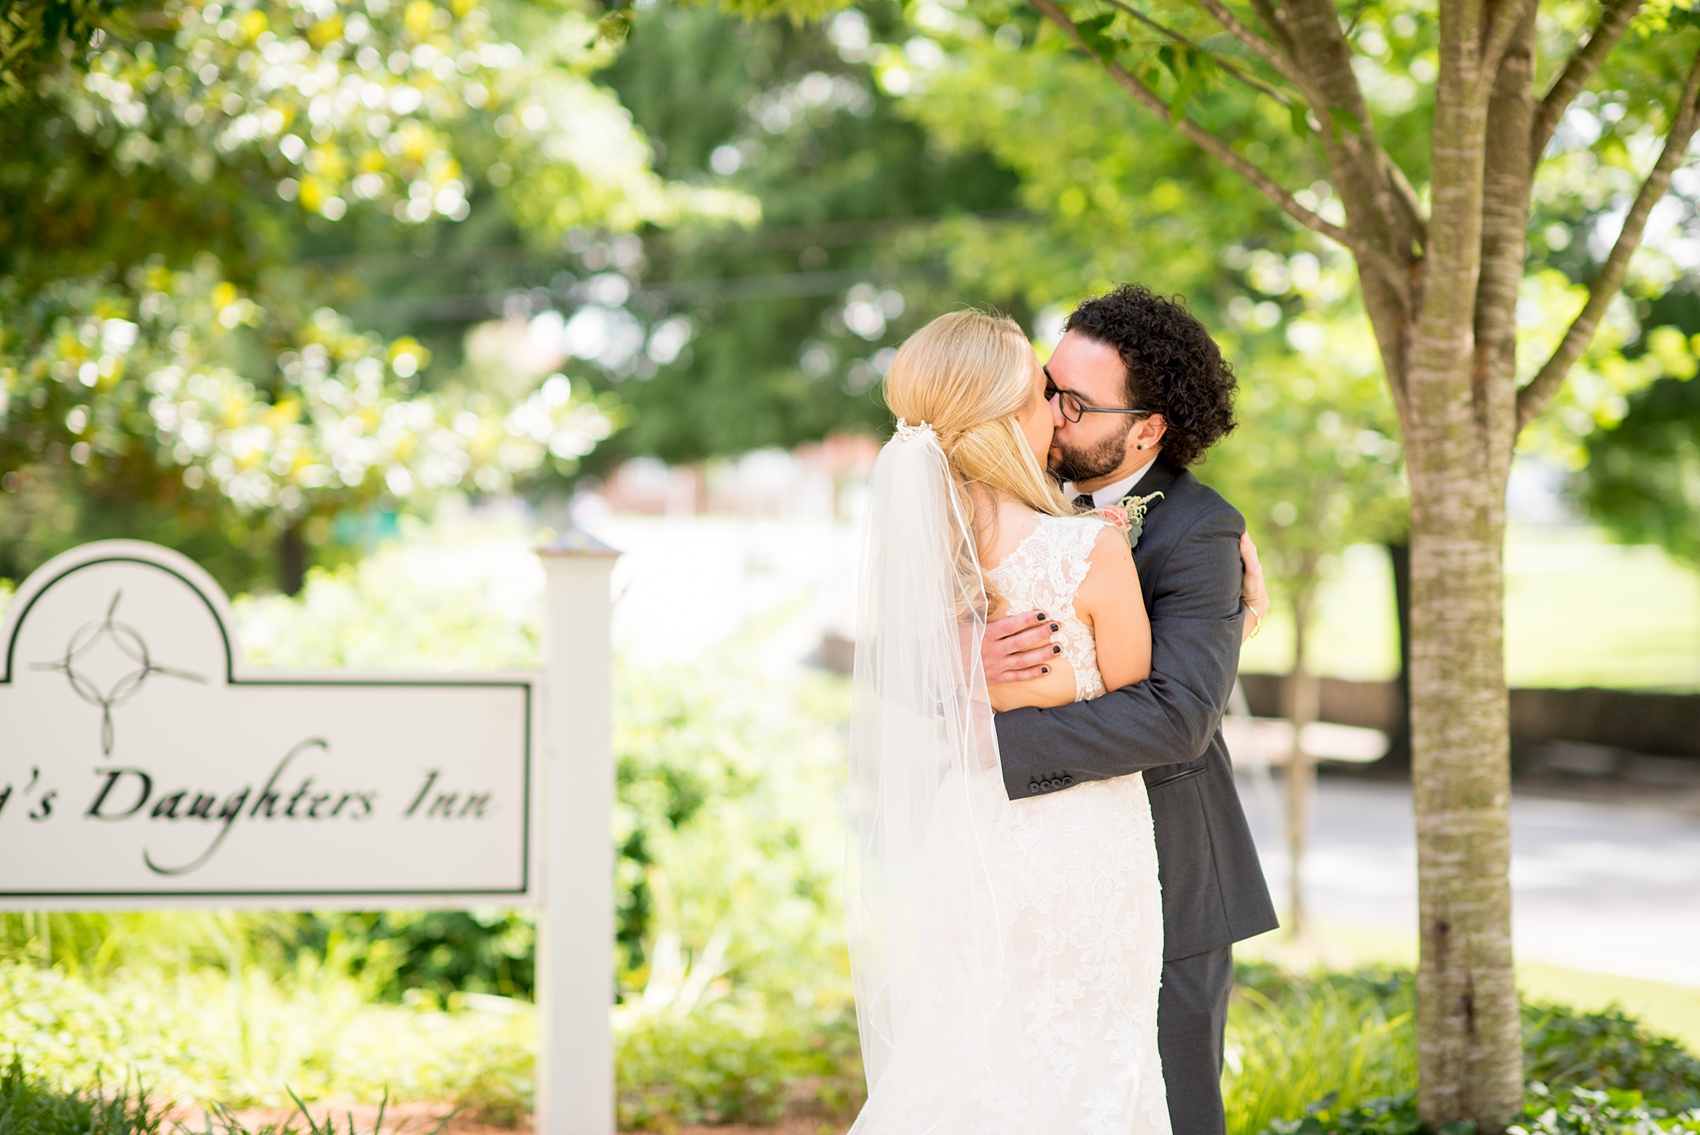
left=32, top=590, right=206, bottom=755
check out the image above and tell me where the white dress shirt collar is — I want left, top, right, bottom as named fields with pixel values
left=1064, top=456, right=1157, bottom=509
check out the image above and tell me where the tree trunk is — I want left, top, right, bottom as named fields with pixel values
left=279, top=521, right=308, bottom=596
left=1407, top=465, right=1522, bottom=1131
left=1283, top=570, right=1320, bottom=943
left=1383, top=8, right=1523, bottom=1127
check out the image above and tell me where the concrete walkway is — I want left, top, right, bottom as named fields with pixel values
left=1239, top=772, right=1700, bottom=986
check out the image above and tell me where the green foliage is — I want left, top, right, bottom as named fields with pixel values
left=1524, top=1005, right=1700, bottom=1112
left=0, top=0, right=750, bottom=589
left=583, top=1, right=1021, bottom=466
left=845, top=0, right=1700, bottom=514
left=616, top=1004, right=862, bottom=1128
left=0, top=909, right=303, bottom=981
left=0, top=259, right=620, bottom=590
left=879, top=3, right=1412, bottom=605
left=0, top=0, right=139, bottom=104
left=1234, top=966, right=1700, bottom=1135
left=0, top=1054, right=163, bottom=1135
left=1261, top=1087, right=1700, bottom=1135
left=1226, top=966, right=1418, bottom=1135
left=1197, top=295, right=1407, bottom=631
left=0, top=959, right=535, bottom=1109
left=285, top=910, right=537, bottom=1002
left=1576, top=371, right=1700, bottom=572
left=0, top=1055, right=456, bottom=1135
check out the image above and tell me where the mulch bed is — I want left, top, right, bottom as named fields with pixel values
left=172, top=1102, right=850, bottom=1135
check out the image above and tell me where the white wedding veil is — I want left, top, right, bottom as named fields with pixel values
left=845, top=418, right=1008, bottom=1119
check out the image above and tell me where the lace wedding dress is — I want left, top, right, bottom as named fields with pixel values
left=848, top=512, right=1169, bottom=1135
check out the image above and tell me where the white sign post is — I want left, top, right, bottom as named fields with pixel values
left=0, top=536, right=617, bottom=1135
left=538, top=529, right=619, bottom=1135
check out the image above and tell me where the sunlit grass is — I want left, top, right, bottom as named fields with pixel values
left=1239, top=525, right=1700, bottom=691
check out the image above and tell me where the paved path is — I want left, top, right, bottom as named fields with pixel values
left=1239, top=773, right=1700, bottom=985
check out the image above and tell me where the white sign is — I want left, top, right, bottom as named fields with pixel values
left=0, top=541, right=536, bottom=905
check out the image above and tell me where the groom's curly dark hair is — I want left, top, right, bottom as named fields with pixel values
left=1066, top=284, right=1237, bottom=468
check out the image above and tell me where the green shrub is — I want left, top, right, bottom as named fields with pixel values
left=1239, top=967, right=1700, bottom=1135
left=1230, top=966, right=1700, bottom=1135
left=1261, top=1086, right=1700, bottom=1135
left=0, top=1056, right=162, bottom=1135
left=1514, top=1084, right=1700, bottom=1135
left=1224, top=968, right=1417, bottom=1135
left=615, top=1003, right=862, bottom=1130
left=0, top=961, right=533, bottom=1110
left=1525, top=1006, right=1700, bottom=1112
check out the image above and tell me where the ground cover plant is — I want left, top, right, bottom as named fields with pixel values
left=1236, top=965, right=1700, bottom=1135
left=0, top=1056, right=163, bottom=1135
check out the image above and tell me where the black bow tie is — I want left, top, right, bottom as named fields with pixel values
left=1072, top=493, right=1095, bottom=512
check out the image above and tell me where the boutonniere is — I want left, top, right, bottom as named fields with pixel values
left=1093, top=491, right=1165, bottom=552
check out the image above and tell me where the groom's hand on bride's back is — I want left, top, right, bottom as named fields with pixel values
left=982, top=610, right=1060, bottom=683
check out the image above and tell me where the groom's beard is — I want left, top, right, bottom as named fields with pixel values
left=1051, top=423, right=1137, bottom=484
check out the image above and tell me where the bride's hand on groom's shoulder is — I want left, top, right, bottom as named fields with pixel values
left=981, top=610, right=1060, bottom=685
left=1240, top=532, right=1269, bottom=646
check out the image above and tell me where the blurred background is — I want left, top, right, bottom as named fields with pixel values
left=2, top=0, right=1699, bottom=1129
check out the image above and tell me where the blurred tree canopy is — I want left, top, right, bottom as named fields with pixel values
left=573, top=1, right=1022, bottom=466
left=0, top=0, right=744, bottom=591
left=1576, top=361, right=1700, bottom=569
left=0, top=0, right=137, bottom=101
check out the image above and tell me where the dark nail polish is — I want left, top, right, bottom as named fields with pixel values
left=1041, top=666, right=1050, bottom=674
left=1052, top=645, right=1061, bottom=654
left=1035, top=612, right=1048, bottom=622
left=1050, top=622, right=1060, bottom=632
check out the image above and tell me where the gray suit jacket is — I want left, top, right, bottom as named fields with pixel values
left=994, top=456, right=1279, bottom=961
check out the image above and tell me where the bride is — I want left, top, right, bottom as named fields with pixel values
left=846, top=309, right=1167, bottom=1135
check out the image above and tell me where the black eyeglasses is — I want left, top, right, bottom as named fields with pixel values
left=1044, top=367, right=1153, bottom=425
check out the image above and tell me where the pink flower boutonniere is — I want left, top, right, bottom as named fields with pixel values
left=1093, top=503, right=1132, bottom=532
left=1106, top=490, right=1164, bottom=552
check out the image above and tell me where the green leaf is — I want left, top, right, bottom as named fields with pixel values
left=1075, top=12, right=1117, bottom=62
left=1168, top=83, right=1189, bottom=122
left=1289, top=100, right=1312, bottom=136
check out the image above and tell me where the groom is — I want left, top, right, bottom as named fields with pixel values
left=982, top=284, right=1278, bottom=1135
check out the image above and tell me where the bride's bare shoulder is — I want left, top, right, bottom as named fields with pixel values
left=980, top=500, right=1048, bottom=569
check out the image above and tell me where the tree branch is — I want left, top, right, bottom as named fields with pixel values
left=1481, top=0, right=1540, bottom=85
left=1098, top=0, right=1303, bottom=108
left=1184, top=0, right=1307, bottom=90
left=1029, top=0, right=1411, bottom=301
left=1517, top=48, right=1700, bottom=434
left=1245, top=0, right=1299, bottom=60
left=1277, top=0, right=1421, bottom=258
left=1530, top=0, right=1646, bottom=160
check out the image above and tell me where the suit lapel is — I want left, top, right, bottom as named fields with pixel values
left=1129, top=457, right=1182, bottom=576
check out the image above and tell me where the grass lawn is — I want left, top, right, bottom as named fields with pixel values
left=1239, top=524, right=1700, bottom=691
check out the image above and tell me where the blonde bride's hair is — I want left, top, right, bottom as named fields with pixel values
left=885, top=310, right=1070, bottom=607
